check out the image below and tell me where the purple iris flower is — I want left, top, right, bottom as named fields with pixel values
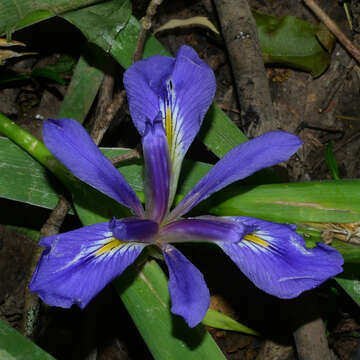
left=30, top=46, right=343, bottom=328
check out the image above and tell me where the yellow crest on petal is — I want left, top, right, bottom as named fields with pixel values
left=244, top=234, right=269, bottom=248
left=165, top=106, right=173, bottom=153
left=95, top=238, right=125, bottom=256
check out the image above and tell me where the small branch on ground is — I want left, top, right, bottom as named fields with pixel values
left=22, top=195, right=71, bottom=339
left=292, top=292, right=333, bottom=360
left=132, top=0, right=164, bottom=63
left=213, top=0, right=279, bottom=137
left=100, top=89, right=127, bottom=141
left=90, top=68, right=116, bottom=145
left=319, top=59, right=355, bottom=112
left=255, top=339, right=294, bottom=360
left=110, top=147, right=141, bottom=165
left=304, top=0, right=360, bottom=64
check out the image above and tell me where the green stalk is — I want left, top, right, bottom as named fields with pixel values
left=0, top=319, right=55, bottom=360
left=0, top=113, right=69, bottom=184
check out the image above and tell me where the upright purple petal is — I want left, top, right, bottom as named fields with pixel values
left=29, top=219, right=157, bottom=308
left=44, top=118, right=144, bottom=217
left=160, top=216, right=251, bottom=243
left=124, top=55, right=174, bottom=135
left=142, top=119, right=171, bottom=222
left=162, top=46, right=216, bottom=204
left=124, top=46, right=216, bottom=205
left=216, top=217, right=343, bottom=298
left=162, top=244, right=210, bottom=328
left=168, top=131, right=302, bottom=220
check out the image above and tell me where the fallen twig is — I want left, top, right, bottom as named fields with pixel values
left=90, top=65, right=116, bottom=145
left=292, top=293, right=333, bottom=360
left=133, top=0, right=164, bottom=63
left=99, top=89, right=127, bottom=140
left=22, top=195, right=71, bottom=338
left=110, top=147, right=141, bottom=165
left=304, top=0, right=360, bottom=64
left=213, top=0, right=279, bottom=137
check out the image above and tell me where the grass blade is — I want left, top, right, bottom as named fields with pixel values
left=0, top=319, right=55, bottom=360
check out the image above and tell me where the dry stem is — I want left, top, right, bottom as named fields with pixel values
left=304, top=0, right=360, bottom=63
left=213, top=0, right=279, bottom=137
left=132, top=0, right=164, bottom=63
left=22, top=195, right=71, bottom=338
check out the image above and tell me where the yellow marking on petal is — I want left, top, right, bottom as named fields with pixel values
left=244, top=234, right=269, bottom=247
left=165, top=107, right=173, bottom=152
left=95, top=238, right=125, bottom=256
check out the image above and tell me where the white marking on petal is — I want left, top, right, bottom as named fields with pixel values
left=55, top=246, right=89, bottom=273
left=289, top=234, right=311, bottom=255
left=279, top=275, right=314, bottom=282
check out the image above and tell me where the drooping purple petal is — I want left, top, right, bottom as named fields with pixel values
left=168, top=131, right=302, bottom=220
left=29, top=218, right=157, bottom=308
left=162, top=244, right=210, bottom=328
left=142, top=118, right=171, bottom=222
left=43, top=118, right=144, bottom=217
left=216, top=217, right=343, bottom=299
left=160, top=216, right=252, bottom=243
left=124, top=46, right=216, bottom=205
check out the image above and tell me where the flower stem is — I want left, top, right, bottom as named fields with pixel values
left=0, top=113, right=70, bottom=184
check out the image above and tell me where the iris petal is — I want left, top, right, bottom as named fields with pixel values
left=29, top=219, right=153, bottom=308
left=124, top=55, right=174, bottom=135
left=160, top=46, right=216, bottom=204
left=161, top=216, right=251, bottom=243
left=142, top=119, right=171, bottom=222
left=124, top=46, right=216, bottom=206
left=168, top=131, right=302, bottom=220
left=43, top=118, right=144, bottom=217
left=162, top=244, right=210, bottom=328
left=216, top=217, right=344, bottom=298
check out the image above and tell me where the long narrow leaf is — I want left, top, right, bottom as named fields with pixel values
left=115, top=260, right=225, bottom=359
left=0, top=319, right=55, bottom=360
left=57, top=44, right=104, bottom=121
left=207, top=180, right=360, bottom=223
left=1, top=130, right=359, bottom=225
left=0, top=0, right=102, bottom=35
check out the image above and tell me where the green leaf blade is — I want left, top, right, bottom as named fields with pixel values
left=253, top=10, right=333, bottom=77
left=203, top=309, right=259, bottom=336
left=115, top=261, right=226, bottom=360
left=325, top=141, right=340, bottom=180
left=0, top=319, right=55, bottom=360
left=0, top=0, right=102, bottom=36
